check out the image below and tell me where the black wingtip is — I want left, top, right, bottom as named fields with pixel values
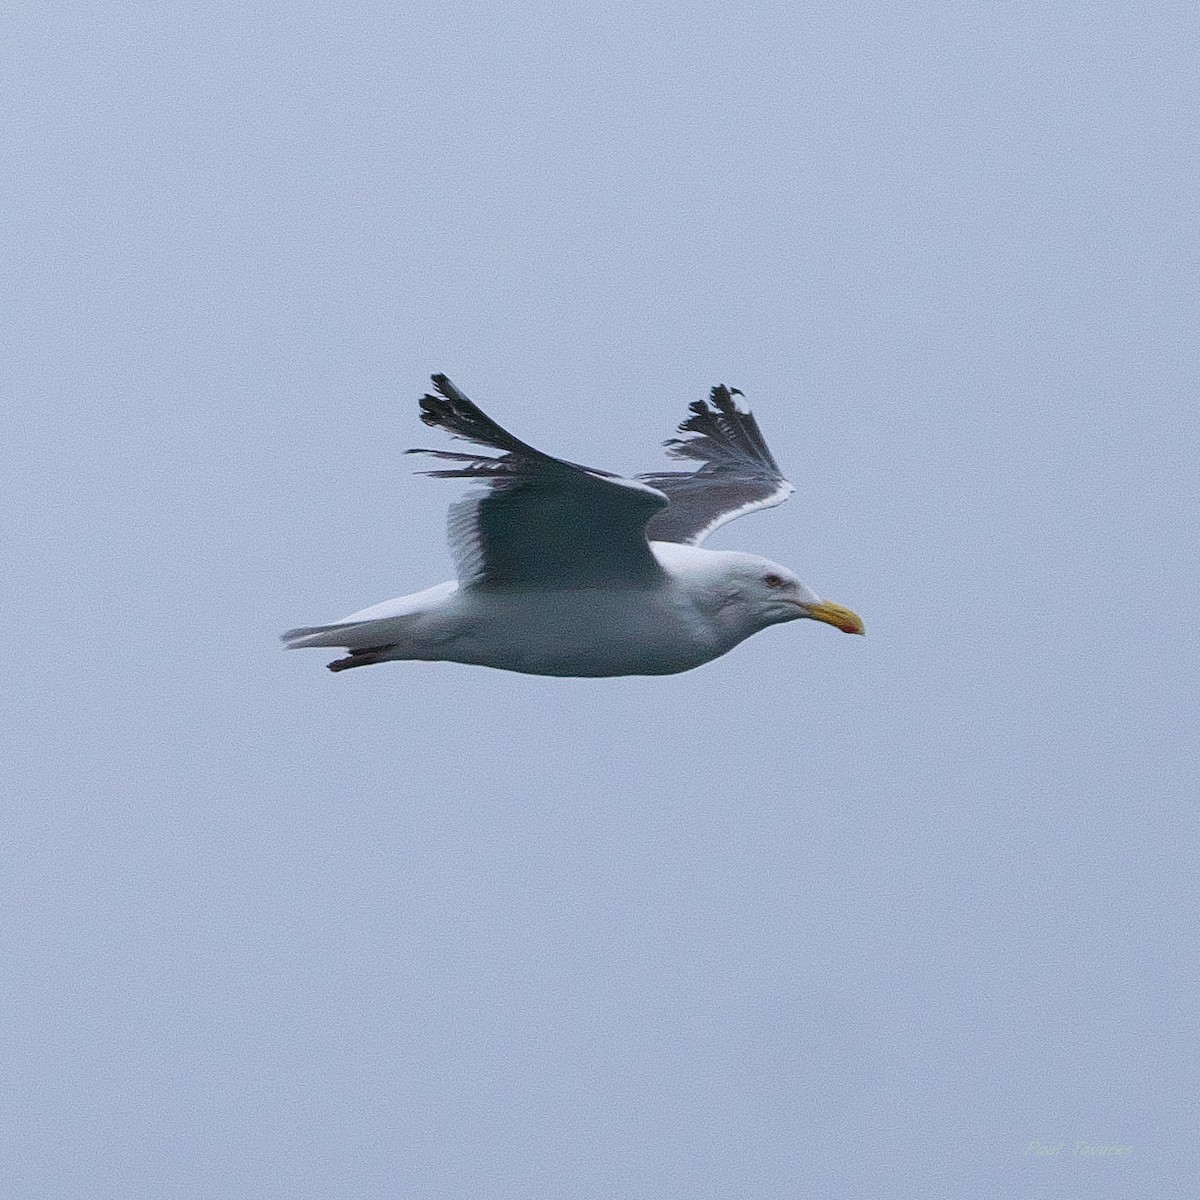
left=657, top=384, right=782, bottom=472
left=709, top=384, right=744, bottom=414
left=417, top=375, right=469, bottom=429
left=412, top=375, right=545, bottom=459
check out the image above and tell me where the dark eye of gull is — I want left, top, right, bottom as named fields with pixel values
left=763, top=574, right=785, bottom=589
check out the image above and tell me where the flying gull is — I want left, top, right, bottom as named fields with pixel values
left=283, top=375, right=864, bottom=677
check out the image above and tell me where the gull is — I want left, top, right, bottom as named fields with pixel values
left=283, top=375, right=864, bottom=677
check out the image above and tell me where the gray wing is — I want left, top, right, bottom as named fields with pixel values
left=639, top=385, right=794, bottom=545
left=407, top=375, right=668, bottom=589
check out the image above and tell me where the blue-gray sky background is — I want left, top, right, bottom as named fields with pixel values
left=3, top=2, right=1196, bottom=1196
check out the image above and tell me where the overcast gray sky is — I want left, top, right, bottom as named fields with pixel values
left=3, top=2, right=1197, bottom=1197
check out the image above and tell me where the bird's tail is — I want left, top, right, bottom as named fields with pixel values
left=281, top=620, right=375, bottom=649
left=283, top=584, right=457, bottom=668
left=282, top=622, right=400, bottom=673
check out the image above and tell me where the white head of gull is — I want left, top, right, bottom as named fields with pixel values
left=283, top=375, right=864, bottom=677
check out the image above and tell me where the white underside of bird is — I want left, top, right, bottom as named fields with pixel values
left=284, top=377, right=863, bottom=678
left=285, top=542, right=859, bottom=677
